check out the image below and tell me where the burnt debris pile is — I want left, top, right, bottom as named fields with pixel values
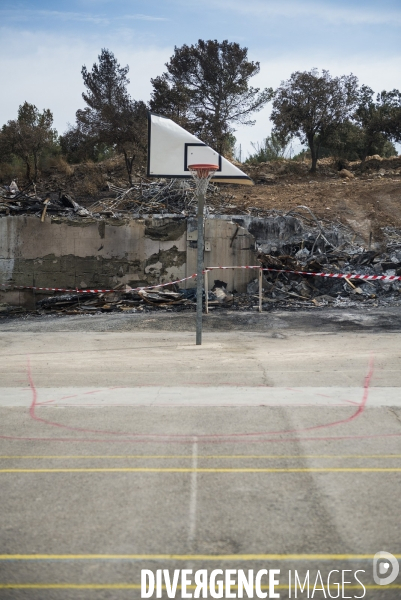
left=253, top=208, right=401, bottom=308
left=31, top=286, right=225, bottom=315
left=89, top=180, right=254, bottom=217
left=0, top=183, right=91, bottom=219
left=1, top=179, right=276, bottom=220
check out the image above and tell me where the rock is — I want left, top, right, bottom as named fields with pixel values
left=313, top=295, right=335, bottom=303
left=257, top=173, right=277, bottom=184
left=339, top=169, right=354, bottom=179
left=247, top=278, right=259, bottom=295
left=373, top=263, right=384, bottom=273
left=295, top=247, right=310, bottom=260
left=294, top=281, right=312, bottom=298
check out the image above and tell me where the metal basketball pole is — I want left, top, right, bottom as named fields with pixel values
left=196, top=191, right=205, bottom=345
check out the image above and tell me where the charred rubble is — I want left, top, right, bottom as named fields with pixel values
left=255, top=240, right=401, bottom=309
left=246, top=206, right=401, bottom=309
left=0, top=179, right=242, bottom=219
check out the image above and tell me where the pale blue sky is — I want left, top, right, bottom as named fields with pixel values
left=1, top=0, right=400, bottom=156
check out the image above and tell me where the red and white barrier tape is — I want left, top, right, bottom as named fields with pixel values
left=0, top=285, right=114, bottom=293
left=1, top=264, right=400, bottom=295
left=206, top=265, right=401, bottom=281
left=0, top=274, right=197, bottom=294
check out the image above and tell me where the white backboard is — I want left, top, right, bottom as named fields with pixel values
left=147, top=113, right=253, bottom=185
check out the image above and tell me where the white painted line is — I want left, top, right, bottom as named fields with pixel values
left=0, top=387, right=400, bottom=407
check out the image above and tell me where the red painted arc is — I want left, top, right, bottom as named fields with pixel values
left=17, top=356, right=376, bottom=443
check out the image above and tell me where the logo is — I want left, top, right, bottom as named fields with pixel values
left=373, top=551, right=399, bottom=586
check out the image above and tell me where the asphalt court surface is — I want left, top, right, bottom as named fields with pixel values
left=0, top=328, right=401, bottom=598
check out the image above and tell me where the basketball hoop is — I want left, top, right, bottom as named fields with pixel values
left=147, top=113, right=253, bottom=346
left=188, top=163, right=219, bottom=195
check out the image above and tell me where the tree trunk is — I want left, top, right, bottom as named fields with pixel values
left=310, top=146, right=318, bottom=173
left=25, top=156, right=31, bottom=182
left=123, top=150, right=134, bottom=186
left=307, top=135, right=318, bottom=173
left=33, top=151, right=38, bottom=182
left=362, top=139, right=374, bottom=162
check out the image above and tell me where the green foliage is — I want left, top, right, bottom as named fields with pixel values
left=320, top=120, right=398, bottom=161
left=0, top=155, right=26, bottom=183
left=73, top=48, right=148, bottom=184
left=59, top=126, right=114, bottom=164
left=354, top=86, right=401, bottom=159
left=150, top=76, right=192, bottom=132
left=150, top=39, right=272, bottom=155
left=246, top=133, right=291, bottom=163
left=382, top=140, right=398, bottom=158
left=291, top=149, right=310, bottom=161
left=0, top=101, right=57, bottom=181
left=271, top=69, right=359, bottom=172
left=318, top=122, right=365, bottom=160
left=223, top=133, right=237, bottom=160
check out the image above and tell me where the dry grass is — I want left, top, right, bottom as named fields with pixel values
left=40, top=155, right=74, bottom=177
left=76, top=162, right=105, bottom=196
left=0, top=160, right=26, bottom=183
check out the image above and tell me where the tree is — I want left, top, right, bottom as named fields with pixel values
left=59, top=123, right=114, bottom=163
left=320, top=120, right=397, bottom=162
left=75, top=48, right=147, bottom=184
left=0, top=102, right=56, bottom=181
left=271, top=69, right=359, bottom=172
left=150, top=76, right=192, bottom=131
left=354, top=86, right=401, bottom=160
left=150, top=39, right=272, bottom=155
left=246, top=132, right=291, bottom=163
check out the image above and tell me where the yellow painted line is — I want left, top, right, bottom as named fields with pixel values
left=1, top=553, right=400, bottom=560
left=1, top=454, right=401, bottom=459
left=1, top=467, right=401, bottom=473
left=0, top=584, right=400, bottom=591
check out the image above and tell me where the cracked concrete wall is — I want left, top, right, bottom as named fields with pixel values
left=0, top=214, right=264, bottom=306
left=0, top=216, right=188, bottom=306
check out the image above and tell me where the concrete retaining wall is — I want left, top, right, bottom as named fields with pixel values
left=0, top=215, right=261, bottom=306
